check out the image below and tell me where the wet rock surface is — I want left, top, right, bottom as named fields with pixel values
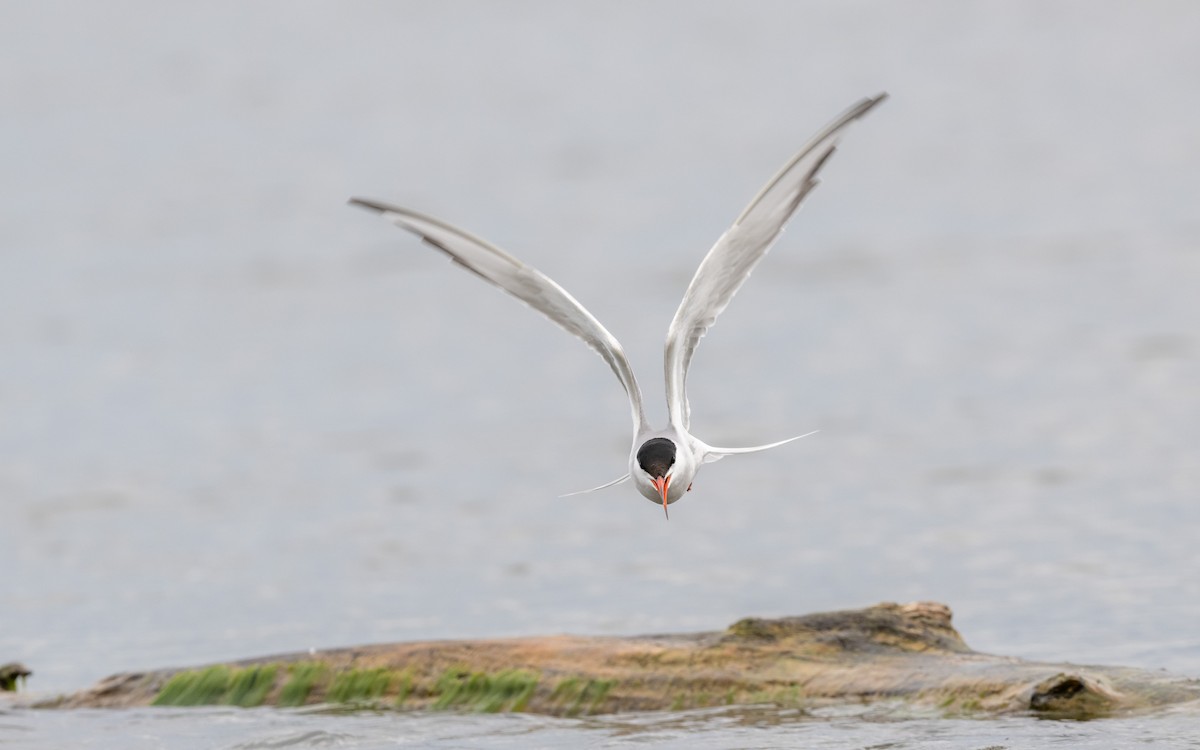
left=0, top=663, right=31, bottom=692
left=41, top=602, right=1200, bottom=719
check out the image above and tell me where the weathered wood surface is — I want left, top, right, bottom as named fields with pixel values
left=42, top=602, right=1200, bottom=719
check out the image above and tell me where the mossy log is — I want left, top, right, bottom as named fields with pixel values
left=45, top=602, right=1200, bottom=719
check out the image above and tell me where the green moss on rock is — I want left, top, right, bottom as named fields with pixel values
left=152, top=664, right=281, bottom=708
left=153, top=666, right=233, bottom=707
left=431, top=668, right=538, bottom=712
left=278, top=662, right=329, bottom=707
left=328, top=668, right=393, bottom=704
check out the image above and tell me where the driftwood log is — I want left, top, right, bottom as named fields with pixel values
left=43, top=602, right=1200, bottom=719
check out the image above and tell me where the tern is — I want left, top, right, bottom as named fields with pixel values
left=350, top=93, right=885, bottom=519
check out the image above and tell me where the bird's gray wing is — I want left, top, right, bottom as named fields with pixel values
left=350, top=199, right=650, bottom=436
left=663, top=93, right=887, bottom=430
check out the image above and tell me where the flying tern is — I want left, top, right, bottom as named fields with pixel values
left=350, top=93, right=886, bottom=519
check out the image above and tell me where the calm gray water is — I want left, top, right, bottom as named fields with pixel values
left=3, top=1, right=1200, bottom=747
left=6, top=705, right=1200, bottom=749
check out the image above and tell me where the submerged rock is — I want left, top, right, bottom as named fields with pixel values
left=44, top=602, right=1200, bottom=719
left=0, top=663, right=31, bottom=692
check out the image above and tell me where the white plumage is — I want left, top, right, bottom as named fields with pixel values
left=351, top=93, right=886, bottom=519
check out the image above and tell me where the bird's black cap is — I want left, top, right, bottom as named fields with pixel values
left=636, top=438, right=676, bottom=479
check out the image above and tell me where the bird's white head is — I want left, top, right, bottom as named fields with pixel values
left=631, top=435, right=697, bottom=520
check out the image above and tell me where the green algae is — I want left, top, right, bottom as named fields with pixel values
left=152, top=661, right=550, bottom=712
left=278, top=662, right=329, bottom=707
left=550, top=676, right=614, bottom=716
left=226, top=665, right=279, bottom=707
left=393, top=670, right=414, bottom=707
left=153, top=666, right=234, bottom=706
left=327, top=668, right=393, bottom=704
left=431, top=668, right=539, bottom=712
left=152, top=664, right=280, bottom=708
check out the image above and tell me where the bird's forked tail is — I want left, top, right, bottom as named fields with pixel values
left=698, top=430, right=817, bottom=464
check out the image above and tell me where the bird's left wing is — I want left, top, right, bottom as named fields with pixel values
left=350, top=199, right=650, bottom=436
left=664, top=94, right=887, bottom=430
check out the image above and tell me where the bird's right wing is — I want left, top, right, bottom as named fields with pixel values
left=350, top=199, right=650, bottom=436
left=664, top=94, right=887, bottom=430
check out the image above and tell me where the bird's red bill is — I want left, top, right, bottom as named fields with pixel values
left=652, top=476, right=671, bottom=519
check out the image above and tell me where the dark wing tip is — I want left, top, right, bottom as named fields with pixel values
left=347, top=196, right=390, bottom=213
left=849, top=92, right=889, bottom=121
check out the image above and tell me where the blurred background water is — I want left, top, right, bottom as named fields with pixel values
left=2, top=1, right=1199, bottom=747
